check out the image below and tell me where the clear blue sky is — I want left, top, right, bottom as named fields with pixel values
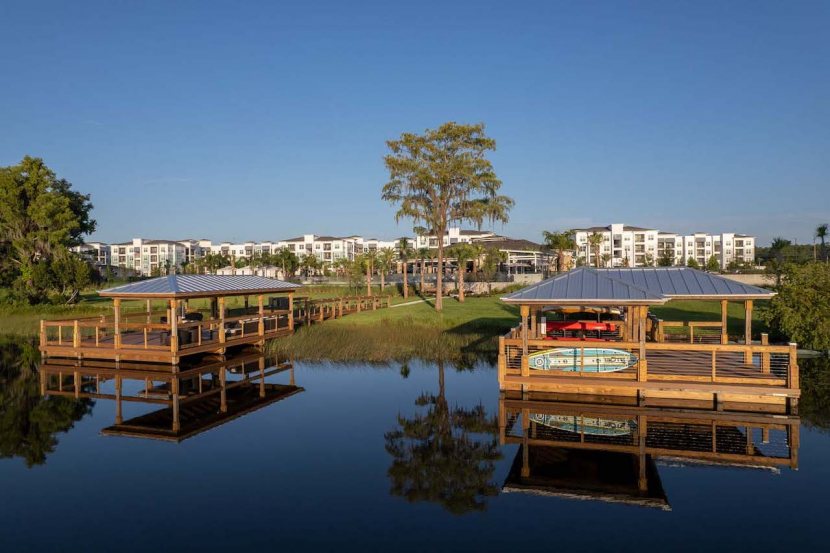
left=1, top=0, right=827, bottom=246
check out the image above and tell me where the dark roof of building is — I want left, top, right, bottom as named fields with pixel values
left=502, top=267, right=774, bottom=305
left=572, top=225, right=657, bottom=233
left=99, top=275, right=300, bottom=298
left=472, top=236, right=543, bottom=251
left=144, top=239, right=180, bottom=245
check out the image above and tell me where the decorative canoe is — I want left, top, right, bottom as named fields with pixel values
left=528, top=347, right=638, bottom=372
left=529, top=413, right=635, bottom=436
left=545, top=321, right=617, bottom=332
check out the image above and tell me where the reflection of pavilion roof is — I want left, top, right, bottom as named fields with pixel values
left=101, top=383, right=303, bottom=443
left=502, top=446, right=671, bottom=511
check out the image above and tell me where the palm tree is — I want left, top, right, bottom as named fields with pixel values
left=768, top=237, right=792, bottom=287
left=601, top=252, right=612, bottom=268
left=378, top=247, right=397, bottom=291
left=542, top=231, right=576, bottom=273
left=770, top=237, right=791, bottom=265
left=363, top=248, right=378, bottom=295
left=587, top=232, right=604, bottom=268
left=448, top=243, right=475, bottom=302
left=397, top=238, right=413, bottom=299
left=816, top=223, right=828, bottom=262
left=274, top=247, right=299, bottom=279
left=416, top=247, right=430, bottom=294
left=470, top=243, right=485, bottom=275
left=179, top=260, right=189, bottom=274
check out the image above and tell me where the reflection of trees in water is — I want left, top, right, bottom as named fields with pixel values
left=384, top=360, right=501, bottom=515
left=800, top=356, right=830, bottom=433
left=0, top=338, right=93, bottom=467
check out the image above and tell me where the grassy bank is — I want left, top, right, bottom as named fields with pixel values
left=268, top=297, right=520, bottom=365
left=0, top=284, right=424, bottom=337
left=270, top=297, right=772, bottom=363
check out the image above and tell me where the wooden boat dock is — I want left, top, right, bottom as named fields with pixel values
left=499, top=267, right=799, bottom=406
left=39, top=275, right=392, bottom=367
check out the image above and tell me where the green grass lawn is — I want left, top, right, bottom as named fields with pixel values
left=650, top=299, right=769, bottom=336
left=0, top=284, right=424, bottom=337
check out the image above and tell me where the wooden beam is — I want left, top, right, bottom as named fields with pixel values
left=744, top=300, right=753, bottom=363
left=520, top=305, right=530, bottom=355
left=720, top=300, right=728, bottom=344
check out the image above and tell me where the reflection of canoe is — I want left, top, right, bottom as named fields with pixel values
left=528, top=348, right=638, bottom=372
left=530, top=413, right=635, bottom=436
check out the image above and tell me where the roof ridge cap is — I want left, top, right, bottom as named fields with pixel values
left=585, top=267, right=666, bottom=299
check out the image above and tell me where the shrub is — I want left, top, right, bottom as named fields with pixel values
left=763, top=263, right=830, bottom=350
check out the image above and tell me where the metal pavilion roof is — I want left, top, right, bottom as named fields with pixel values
left=501, top=267, right=668, bottom=305
left=99, top=275, right=300, bottom=298
left=501, top=267, right=774, bottom=305
left=595, top=267, right=775, bottom=299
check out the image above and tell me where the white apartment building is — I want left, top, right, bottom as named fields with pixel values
left=572, top=224, right=659, bottom=268
left=414, top=227, right=495, bottom=249
left=71, top=242, right=110, bottom=266
left=571, top=224, right=755, bottom=269
left=110, top=239, right=195, bottom=276
left=657, top=232, right=755, bottom=268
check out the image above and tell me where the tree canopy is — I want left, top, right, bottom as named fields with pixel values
left=763, top=262, right=830, bottom=350
left=0, top=157, right=96, bottom=303
left=382, top=122, right=513, bottom=310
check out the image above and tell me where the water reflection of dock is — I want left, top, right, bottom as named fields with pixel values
left=500, top=392, right=800, bottom=510
left=39, top=350, right=303, bottom=442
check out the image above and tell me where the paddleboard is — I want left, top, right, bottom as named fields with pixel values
left=528, top=347, right=638, bottom=372
left=529, top=413, right=635, bottom=436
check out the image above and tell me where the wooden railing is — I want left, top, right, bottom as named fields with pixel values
left=657, top=320, right=724, bottom=344
left=498, top=325, right=799, bottom=390
left=40, top=294, right=394, bottom=358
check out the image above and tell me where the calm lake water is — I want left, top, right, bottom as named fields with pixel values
left=1, top=337, right=829, bottom=552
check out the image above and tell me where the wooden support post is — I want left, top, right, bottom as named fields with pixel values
left=218, top=297, right=226, bottom=347
left=73, top=320, right=80, bottom=349
left=638, top=306, right=648, bottom=382
left=73, top=370, right=80, bottom=398
left=338, top=298, right=343, bottom=318
left=530, top=310, right=537, bottom=340
left=319, top=301, right=325, bottom=322
left=170, top=299, right=179, bottom=355
left=288, top=293, right=295, bottom=330
left=115, top=375, right=123, bottom=424
left=113, top=298, right=122, bottom=357
left=788, top=342, right=799, bottom=390
left=258, top=294, right=265, bottom=336
left=521, top=408, right=530, bottom=478
left=520, top=305, right=530, bottom=356
left=744, top=300, right=753, bottom=363
left=711, top=351, right=717, bottom=382
left=220, top=367, right=227, bottom=413
left=761, top=333, right=770, bottom=373
left=172, top=377, right=180, bottom=432
left=638, top=416, right=648, bottom=491
left=720, top=300, right=728, bottom=344
left=498, top=336, right=506, bottom=388
left=40, top=320, right=46, bottom=349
